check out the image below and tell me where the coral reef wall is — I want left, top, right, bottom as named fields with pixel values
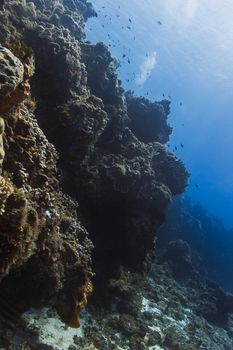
left=0, top=0, right=188, bottom=325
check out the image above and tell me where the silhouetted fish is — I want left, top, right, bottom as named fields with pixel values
left=195, top=184, right=199, bottom=188
left=181, top=143, right=184, bottom=148
left=157, top=20, right=162, bottom=25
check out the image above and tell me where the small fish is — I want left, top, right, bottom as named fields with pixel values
left=181, top=143, right=184, bottom=148
left=128, top=59, right=131, bottom=64
left=101, top=24, right=105, bottom=28
left=102, top=6, right=105, bottom=8
left=129, top=18, right=132, bottom=23
left=162, top=93, right=165, bottom=97
left=180, top=102, right=183, bottom=106
left=195, top=184, right=199, bottom=188
left=127, top=26, right=131, bottom=30
left=157, top=20, right=162, bottom=25
left=175, top=146, right=178, bottom=150
left=122, top=54, right=126, bottom=58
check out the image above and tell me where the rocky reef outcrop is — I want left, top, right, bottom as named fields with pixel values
left=7, top=241, right=233, bottom=349
left=0, top=42, right=93, bottom=329
left=0, top=0, right=188, bottom=335
left=157, top=197, right=233, bottom=292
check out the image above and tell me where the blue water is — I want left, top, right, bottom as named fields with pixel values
left=86, top=0, right=233, bottom=229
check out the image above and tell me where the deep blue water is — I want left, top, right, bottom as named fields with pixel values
left=86, top=0, right=233, bottom=229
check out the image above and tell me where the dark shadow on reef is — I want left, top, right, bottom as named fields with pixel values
left=0, top=0, right=188, bottom=338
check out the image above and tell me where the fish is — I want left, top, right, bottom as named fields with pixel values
left=157, top=20, right=162, bottom=25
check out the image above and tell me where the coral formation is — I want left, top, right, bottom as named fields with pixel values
left=0, top=38, right=92, bottom=329
left=0, top=0, right=188, bottom=336
left=157, top=197, right=233, bottom=292
left=8, top=243, right=233, bottom=349
left=0, top=1, right=232, bottom=349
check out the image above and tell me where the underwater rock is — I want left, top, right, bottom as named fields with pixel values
left=0, top=0, right=188, bottom=334
left=158, top=240, right=198, bottom=280
left=126, top=93, right=172, bottom=144
left=157, top=241, right=233, bottom=329
left=0, top=0, right=188, bottom=278
left=12, top=256, right=233, bottom=349
left=0, top=46, right=24, bottom=97
left=0, top=44, right=93, bottom=328
left=157, top=197, right=233, bottom=292
left=0, top=45, right=30, bottom=115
